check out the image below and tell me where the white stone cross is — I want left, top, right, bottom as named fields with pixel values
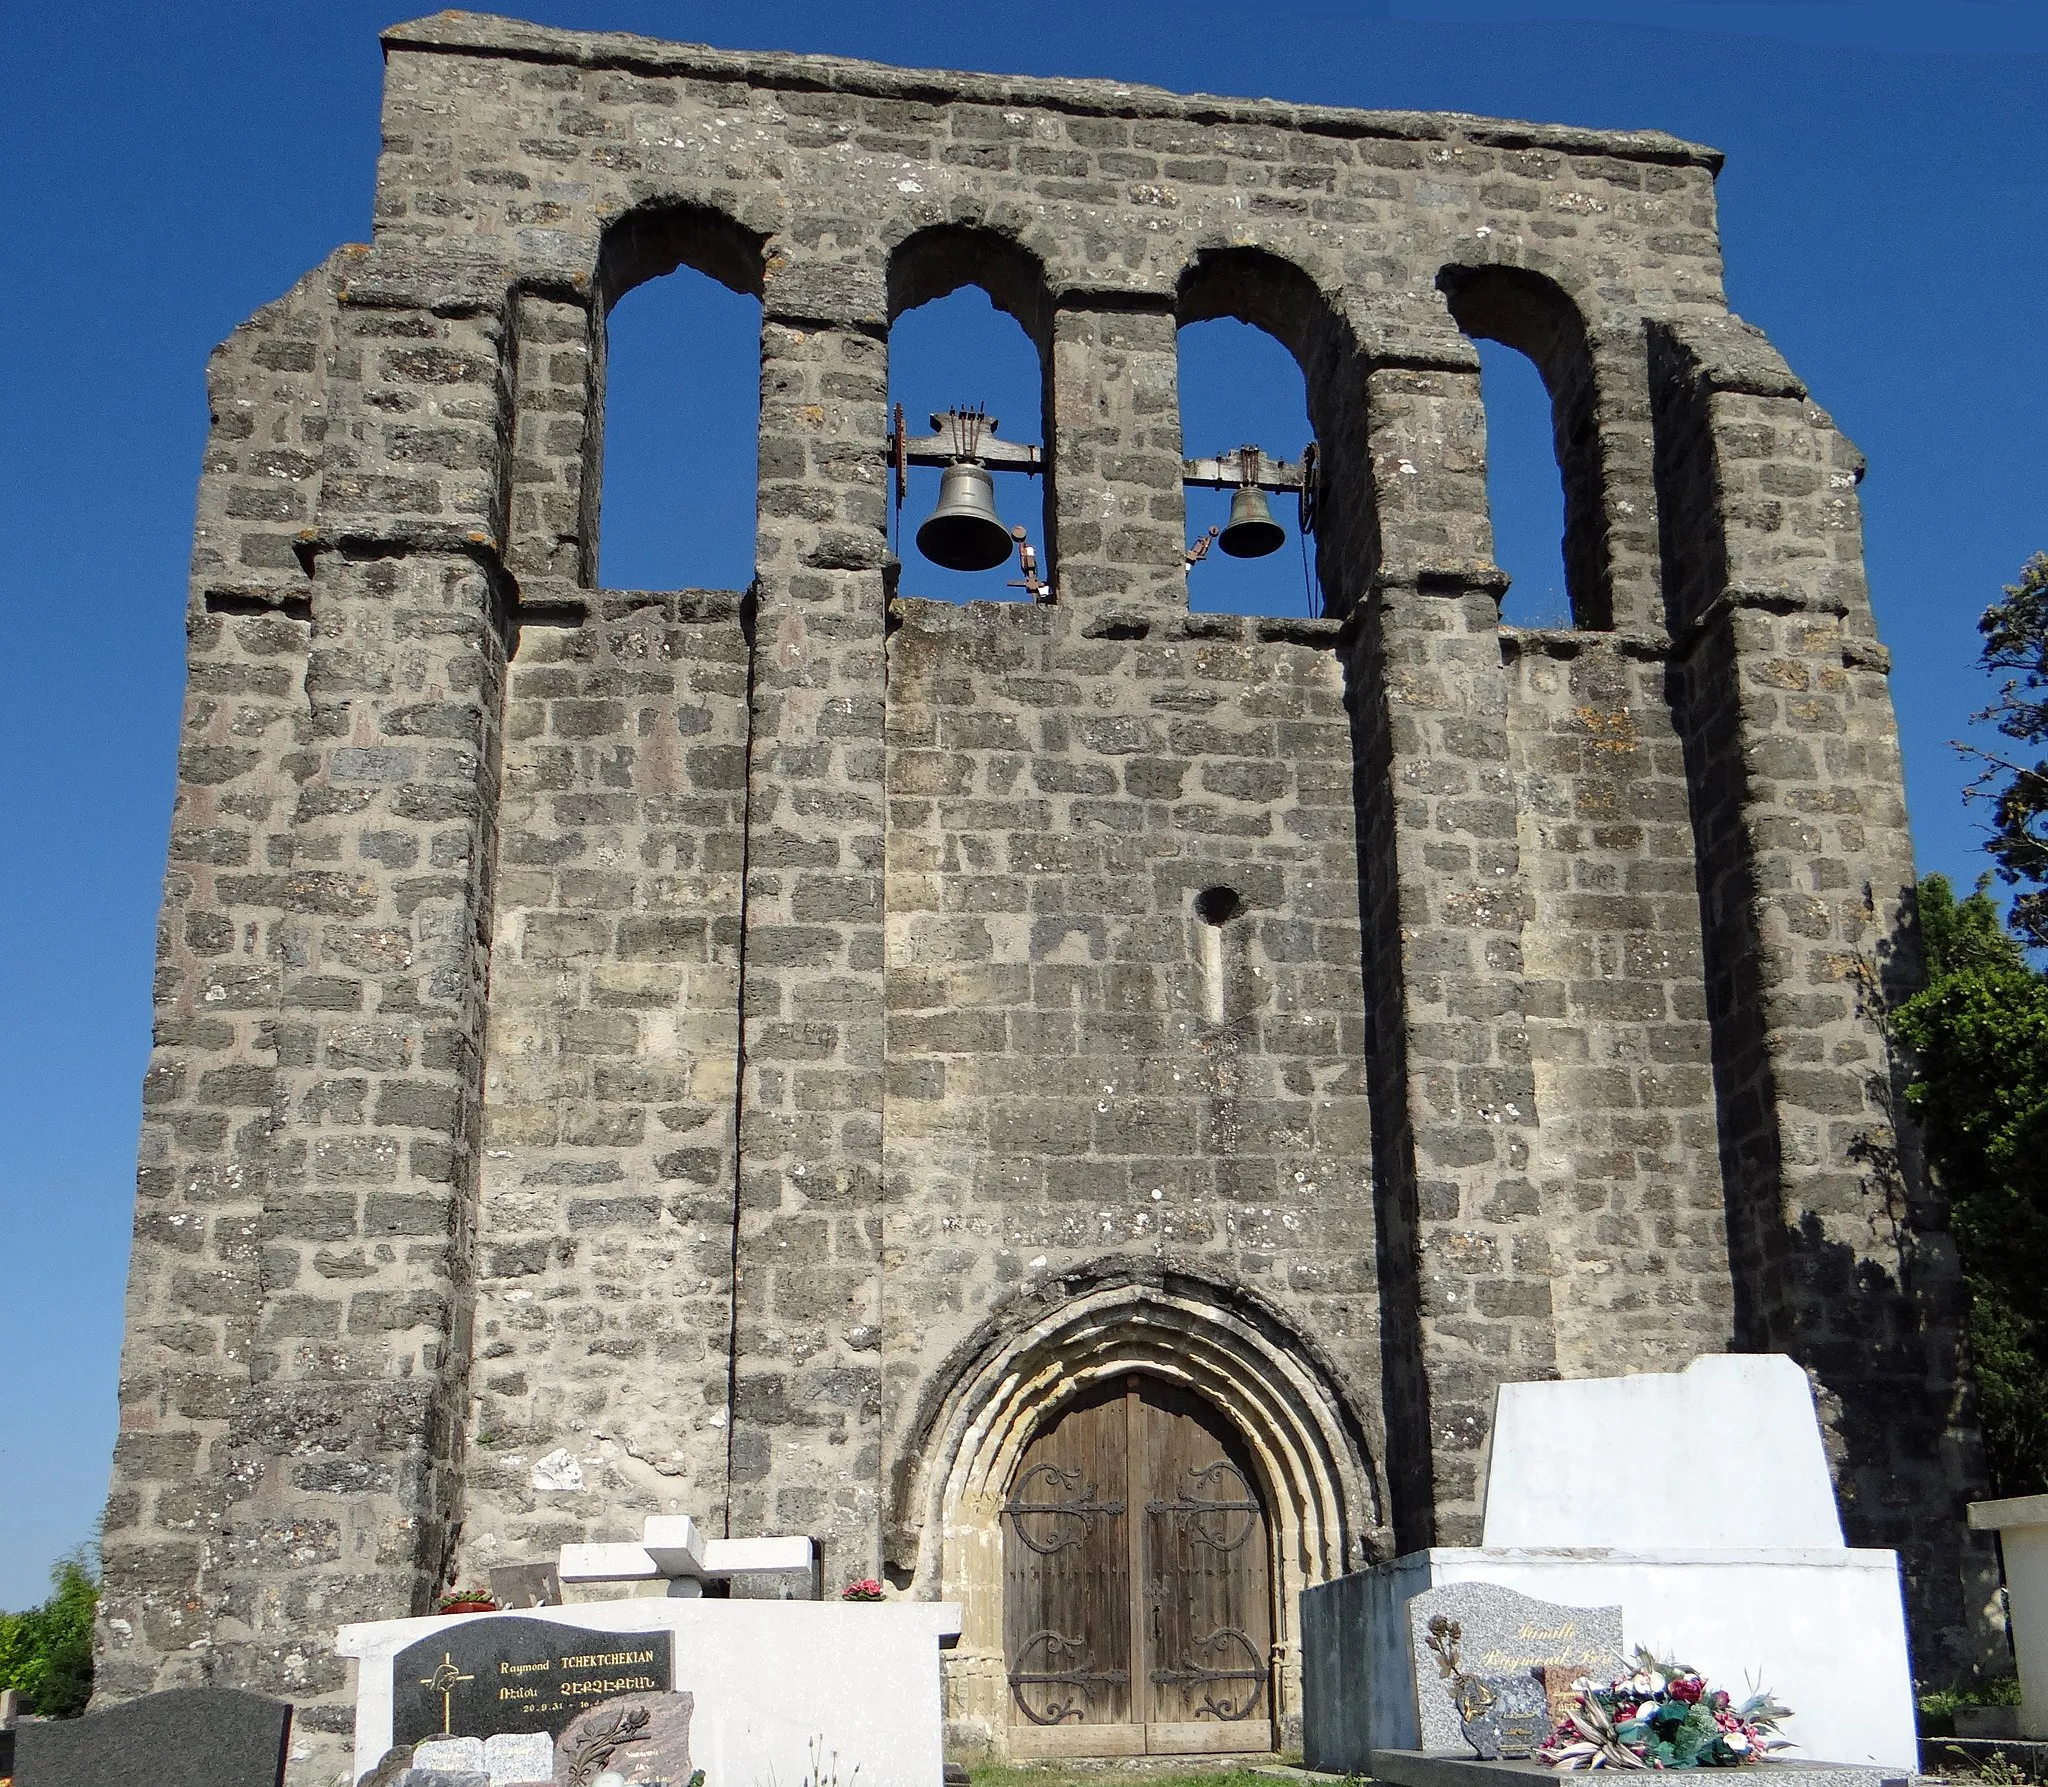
left=558, top=1516, right=815, bottom=1598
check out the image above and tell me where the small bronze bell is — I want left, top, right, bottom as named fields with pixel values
left=1217, top=483, right=1286, bottom=558
left=916, top=463, right=1015, bottom=572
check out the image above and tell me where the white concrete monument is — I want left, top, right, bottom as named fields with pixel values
left=337, top=1514, right=960, bottom=1786
left=338, top=1598, right=963, bottom=1786
left=1303, top=1354, right=1918, bottom=1772
left=1967, top=1494, right=2048, bottom=1738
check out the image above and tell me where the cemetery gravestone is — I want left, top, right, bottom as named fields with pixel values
left=1407, top=1584, right=1622, bottom=1752
left=1464, top=1672, right=1554, bottom=1759
left=14, top=1686, right=290, bottom=1787
left=393, top=1616, right=671, bottom=1750
left=557, top=1692, right=695, bottom=1787
left=487, top=1564, right=562, bottom=1610
left=404, top=1731, right=554, bottom=1785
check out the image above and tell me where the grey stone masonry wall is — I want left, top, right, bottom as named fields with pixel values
left=101, top=14, right=1998, bottom=1780
left=465, top=591, right=748, bottom=1577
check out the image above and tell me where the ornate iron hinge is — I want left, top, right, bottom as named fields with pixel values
left=1008, top=1629, right=1130, bottom=1726
left=1149, top=1626, right=1268, bottom=1721
left=1145, top=1459, right=1260, bottom=1551
left=1003, top=1462, right=1124, bottom=1555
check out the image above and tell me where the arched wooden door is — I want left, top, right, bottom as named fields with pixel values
left=1002, top=1375, right=1274, bottom=1756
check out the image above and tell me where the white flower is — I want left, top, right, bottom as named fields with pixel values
left=1646, top=1673, right=1667, bottom=1694
left=1725, top=1733, right=1752, bottom=1754
left=1635, top=1703, right=1659, bottom=1723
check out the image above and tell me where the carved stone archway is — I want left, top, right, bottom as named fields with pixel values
left=897, top=1277, right=1381, bottom=1758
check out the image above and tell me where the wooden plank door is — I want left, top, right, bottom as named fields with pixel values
left=1004, top=1376, right=1274, bottom=1756
left=1002, top=1382, right=1140, bottom=1753
left=1137, top=1379, right=1274, bottom=1753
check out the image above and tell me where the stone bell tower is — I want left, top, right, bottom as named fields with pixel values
left=99, top=14, right=1991, bottom=1779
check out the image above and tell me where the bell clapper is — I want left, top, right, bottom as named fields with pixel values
left=1007, top=526, right=1052, bottom=603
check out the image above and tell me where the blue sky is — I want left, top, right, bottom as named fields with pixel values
left=3, top=0, right=2044, bottom=1611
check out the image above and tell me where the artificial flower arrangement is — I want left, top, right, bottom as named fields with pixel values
left=1542, top=1649, right=1793, bottom=1770
left=436, top=1587, right=498, bottom=1614
left=841, top=1577, right=884, bottom=1602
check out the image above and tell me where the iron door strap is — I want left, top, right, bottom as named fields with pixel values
left=1145, top=1459, right=1260, bottom=1551
left=1149, top=1626, right=1268, bottom=1721
left=1003, top=1462, right=1125, bottom=1555
left=1008, top=1629, right=1131, bottom=1726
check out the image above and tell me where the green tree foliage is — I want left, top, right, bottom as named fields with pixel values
left=1974, top=551, right=2048, bottom=948
left=1894, top=873, right=2048, bottom=1497
left=0, top=1550, right=97, bottom=1717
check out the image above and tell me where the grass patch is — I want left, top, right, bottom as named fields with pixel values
left=970, top=1769, right=1288, bottom=1787
left=1920, top=1677, right=2023, bottom=1737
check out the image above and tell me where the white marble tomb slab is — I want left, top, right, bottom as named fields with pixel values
left=337, top=1598, right=963, bottom=1787
left=1309, top=1546, right=1916, bottom=1770
left=1305, top=1356, right=1917, bottom=1774
left=1970, top=1494, right=2048, bottom=1738
left=1482, top=1354, right=1843, bottom=1549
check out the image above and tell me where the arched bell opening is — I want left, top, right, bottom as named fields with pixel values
left=885, top=227, right=1054, bottom=604
left=893, top=1275, right=1381, bottom=1762
left=1436, top=263, right=1611, bottom=632
left=588, top=203, right=768, bottom=594
left=1176, top=247, right=1377, bottom=624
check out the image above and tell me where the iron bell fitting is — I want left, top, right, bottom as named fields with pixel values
left=1218, top=484, right=1286, bottom=558
left=917, top=463, right=1015, bottom=572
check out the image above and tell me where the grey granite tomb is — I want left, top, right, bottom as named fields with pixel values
left=14, top=1685, right=290, bottom=1787
left=1407, top=1582, right=1624, bottom=1751
left=1303, top=1574, right=1622, bottom=1769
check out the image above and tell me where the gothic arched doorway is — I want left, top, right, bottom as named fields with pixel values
left=1003, top=1374, right=1275, bottom=1756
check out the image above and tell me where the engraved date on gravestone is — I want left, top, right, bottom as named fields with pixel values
left=392, top=1617, right=672, bottom=1747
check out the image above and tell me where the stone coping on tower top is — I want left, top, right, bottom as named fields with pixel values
left=381, top=10, right=1725, bottom=171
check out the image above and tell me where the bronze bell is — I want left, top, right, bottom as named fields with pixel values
left=1217, top=483, right=1286, bottom=558
left=917, top=463, right=1015, bottom=572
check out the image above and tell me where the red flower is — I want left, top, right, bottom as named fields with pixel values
left=1670, top=1677, right=1705, bottom=1704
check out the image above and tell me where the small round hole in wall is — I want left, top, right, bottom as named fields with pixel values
left=1194, top=886, right=1243, bottom=927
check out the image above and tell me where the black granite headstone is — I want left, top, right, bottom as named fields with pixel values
left=391, top=1616, right=672, bottom=1748
left=14, top=1686, right=290, bottom=1787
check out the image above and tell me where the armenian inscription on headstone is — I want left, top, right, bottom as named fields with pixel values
left=1406, top=1583, right=1622, bottom=1752
left=391, top=1617, right=672, bottom=1748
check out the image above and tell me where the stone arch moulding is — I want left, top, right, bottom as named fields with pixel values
left=885, top=222, right=1056, bottom=347
left=891, top=1267, right=1384, bottom=1754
